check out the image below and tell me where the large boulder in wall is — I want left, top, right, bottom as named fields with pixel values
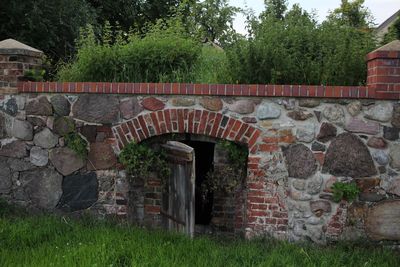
left=58, top=172, right=98, bottom=212
left=322, top=133, right=376, bottom=178
left=72, top=95, right=119, bottom=124
left=20, top=168, right=63, bottom=210
left=283, top=144, right=317, bottom=179
left=365, top=200, right=400, bottom=240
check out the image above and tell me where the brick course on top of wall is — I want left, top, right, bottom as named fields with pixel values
left=18, top=82, right=378, bottom=98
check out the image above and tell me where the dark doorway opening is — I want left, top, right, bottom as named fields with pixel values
left=137, top=134, right=246, bottom=236
left=183, top=140, right=215, bottom=226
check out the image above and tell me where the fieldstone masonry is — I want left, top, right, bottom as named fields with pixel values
left=1, top=39, right=400, bottom=244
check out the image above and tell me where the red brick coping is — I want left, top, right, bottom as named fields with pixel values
left=17, top=81, right=400, bottom=99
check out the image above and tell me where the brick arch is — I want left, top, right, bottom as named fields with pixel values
left=111, top=108, right=289, bottom=238
left=112, top=108, right=261, bottom=153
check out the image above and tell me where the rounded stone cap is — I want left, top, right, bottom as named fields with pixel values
left=0, top=38, right=43, bottom=57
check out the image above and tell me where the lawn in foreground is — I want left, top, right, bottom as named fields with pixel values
left=0, top=214, right=399, bottom=267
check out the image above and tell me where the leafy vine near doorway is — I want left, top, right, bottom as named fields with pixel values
left=118, top=142, right=170, bottom=183
left=203, top=140, right=248, bottom=195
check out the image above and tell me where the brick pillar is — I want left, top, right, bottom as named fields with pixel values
left=0, top=39, right=43, bottom=91
left=367, top=40, right=400, bottom=97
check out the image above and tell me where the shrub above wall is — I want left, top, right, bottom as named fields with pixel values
left=57, top=30, right=201, bottom=83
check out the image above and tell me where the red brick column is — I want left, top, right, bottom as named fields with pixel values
left=367, top=40, right=400, bottom=99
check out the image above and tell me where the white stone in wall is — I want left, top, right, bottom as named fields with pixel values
left=30, top=146, right=49, bottom=167
left=372, top=150, right=389, bottom=166
left=322, top=104, right=345, bottom=125
left=256, top=102, right=281, bottom=120
left=364, top=102, right=393, bottom=122
left=296, top=124, right=315, bottom=143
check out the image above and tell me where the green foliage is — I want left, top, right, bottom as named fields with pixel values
left=204, top=140, right=248, bottom=194
left=86, top=0, right=182, bottom=34
left=191, top=0, right=240, bottom=45
left=0, top=0, right=96, bottom=65
left=0, top=0, right=184, bottom=69
left=227, top=2, right=376, bottom=86
left=193, top=45, right=233, bottom=83
left=22, top=69, right=46, bottom=82
left=64, top=132, right=88, bottom=159
left=382, top=15, right=400, bottom=45
left=332, top=182, right=360, bottom=203
left=220, top=140, right=248, bottom=166
left=57, top=25, right=201, bottom=82
left=327, top=0, right=374, bottom=29
left=1, top=214, right=400, bottom=266
left=317, top=21, right=375, bottom=86
left=261, top=0, right=288, bottom=20
left=3, top=0, right=381, bottom=85
left=119, top=142, right=170, bottom=180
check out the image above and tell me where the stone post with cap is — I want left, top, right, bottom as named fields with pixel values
left=0, top=39, right=43, bottom=94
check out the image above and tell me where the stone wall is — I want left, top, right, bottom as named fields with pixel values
left=1, top=39, right=400, bottom=243
left=1, top=92, right=400, bottom=243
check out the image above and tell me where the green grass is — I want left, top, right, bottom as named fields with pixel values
left=0, top=209, right=399, bottom=266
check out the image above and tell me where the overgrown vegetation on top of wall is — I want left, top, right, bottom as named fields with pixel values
left=226, top=4, right=376, bottom=86
left=57, top=25, right=202, bottom=83
left=57, top=1, right=377, bottom=86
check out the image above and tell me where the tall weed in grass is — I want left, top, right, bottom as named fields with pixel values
left=0, top=212, right=399, bottom=267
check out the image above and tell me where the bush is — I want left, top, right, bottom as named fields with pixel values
left=226, top=5, right=376, bottom=86
left=57, top=26, right=201, bottom=83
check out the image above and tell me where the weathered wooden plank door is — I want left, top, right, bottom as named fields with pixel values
left=161, top=141, right=195, bottom=237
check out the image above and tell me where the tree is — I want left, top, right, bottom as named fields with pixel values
left=0, top=0, right=96, bottom=63
left=226, top=1, right=376, bottom=86
left=86, top=0, right=182, bottom=33
left=382, top=15, right=400, bottom=44
left=327, top=0, right=374, bottom=28
left=260, top=0, right=288, bottom=20
left=191, top=0, right=239, bottom=45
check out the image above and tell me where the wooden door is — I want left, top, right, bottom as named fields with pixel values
left=161, top=141, right=195, bottom=237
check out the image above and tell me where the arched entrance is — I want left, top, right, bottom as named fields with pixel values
left=111, top=108, right=283, bottom=237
